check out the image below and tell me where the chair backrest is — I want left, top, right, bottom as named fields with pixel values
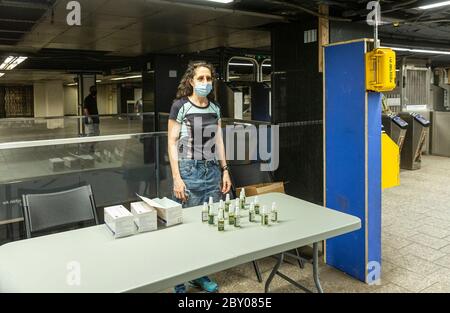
left=22, top=185, right=99, bottom=238
left=228, top=162, right=274, bottom=198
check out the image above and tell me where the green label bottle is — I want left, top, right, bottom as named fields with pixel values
left=208, top=201, right=215, bottom=226
left=225, top=194, right=231, bottom=213
left=261, top=206, right=269, bottom=226
left=208, top=212, right=215, bottom=225
left=202, top=202, right=208, bottom=223
left=235, top=207, right=241, bottom=228
left=229, top=204, right=235, bottom=225
left=218, top=209, right=225, bottom=231
left=271, top=202, right=278, bottom=223
left=239, top=188, right=246, bottom=210
left=249, top=203, right=256, bottom=222
left=254, top=196, right=260, bottom=215
left=208, top=196, right=214, bottom=214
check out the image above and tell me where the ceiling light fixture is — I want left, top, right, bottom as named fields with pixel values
left=0, top=73, right=5, bottom=78
left=202, top=0, right=234, bottom=3
left=383, top=46, right=450, bottom=55
left=418, top=1, right=450, bottom=10
left=110, top=75, right=142, bottom=81
left=0, top=56, right=28, bottom=70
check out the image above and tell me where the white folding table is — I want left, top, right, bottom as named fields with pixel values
left=0, top=192, right=361, bottom=293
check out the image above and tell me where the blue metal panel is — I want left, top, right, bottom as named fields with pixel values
left=367, top=92, right=382, bottom=272
left=325, top=40, right=381, bottom=282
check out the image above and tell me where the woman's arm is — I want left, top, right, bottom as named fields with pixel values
left=216, top=119, right=231, bottom=194
left=168, top=119, right=187, bottom=202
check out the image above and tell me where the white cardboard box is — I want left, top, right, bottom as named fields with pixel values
left=131, top=201, right=157, bottom=233
left=79, top=155, right=95, bottom=168
left=138, top=195, right=182, bottom=227
left=104, top=205, right=136, bottom=238
left=63, top=156, right=80, bottom=169
left=49, top=158, right=64, bottom=171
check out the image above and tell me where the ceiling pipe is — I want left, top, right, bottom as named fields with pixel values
left=144, top=0, right=288, bottom=21
left=342, top=0, right=420, bottom=18
left=0, top=0, right=51, bottom=10
left=263, top=0, right=352, bottom=22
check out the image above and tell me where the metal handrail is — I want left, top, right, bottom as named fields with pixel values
left=0, top=112, right=157, bottom=122
left=0, top=132, right=168, bottom=150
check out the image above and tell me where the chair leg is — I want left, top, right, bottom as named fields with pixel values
left=296, top=248, right=305, bottom=269
left=253, top=261, right=263, bottom=283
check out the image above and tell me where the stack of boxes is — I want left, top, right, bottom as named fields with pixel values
left=104, top=196, right=182, bottom=239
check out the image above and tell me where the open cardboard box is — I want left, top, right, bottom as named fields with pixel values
left=236, top=182, right=285, bottom=197
left=137, top=194, right=183, bottom=227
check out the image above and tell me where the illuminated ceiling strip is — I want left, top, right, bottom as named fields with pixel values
left=0, top=56, right=28, bottom=70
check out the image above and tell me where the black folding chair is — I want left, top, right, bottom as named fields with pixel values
left=22, top=185, right=99, bottom=238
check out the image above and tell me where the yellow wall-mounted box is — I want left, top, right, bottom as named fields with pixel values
left=366, top=48, right=396, bottom=92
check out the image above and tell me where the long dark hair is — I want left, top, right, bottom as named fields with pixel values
left=176, top=61, right=216, bottom=101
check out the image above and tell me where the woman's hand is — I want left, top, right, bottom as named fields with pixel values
left=222, top=170, right=232, bottom=194
left=173, top=177, right=187, bottom=202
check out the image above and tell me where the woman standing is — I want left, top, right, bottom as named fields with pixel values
left=168, top=61, right=232, bottom=293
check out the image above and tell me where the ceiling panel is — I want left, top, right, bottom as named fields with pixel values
left=161, top=29, right=270, bottom=54
left=0, top=6, right=45, bottom=21
left=138, top=4, right=230, bottom=27
left=202, top=13, right=281, bottom=29
left=0, top=20, right=34, bottom=32
left=45, top=42, right=97, bottom=50
left=50, top=0, right=109, bottom=19
left=97, top=0, right=163, bottom=18
left=94, top=38, right=141, bottom=51
left=0, top=70, right=75, bottom=84
left=50, top=27, right=117, bottom=43
left=82, top=14, right=139, bottom=30
left=8, top=0, right=280, bottom=57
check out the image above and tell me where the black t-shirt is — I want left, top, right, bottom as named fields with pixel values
left=83, top=94, right=99, bottom=124
left=169, top=97, right=221, bottom=160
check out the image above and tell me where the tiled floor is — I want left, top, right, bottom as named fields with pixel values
left=193, top=155, right=450, bottom=293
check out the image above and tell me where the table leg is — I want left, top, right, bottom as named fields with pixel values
left=253, top=261, right=263, bottom=283
left=313, top=242, right=324, bottom=293
left=264, top=253, right=284, bottom=293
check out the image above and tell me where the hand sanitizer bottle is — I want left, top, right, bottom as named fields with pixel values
left=271, top=202, right=278, bottom=223
left=202, top=202, right=208, bottom=223
left=208, top=197, right=214, bottom=213
left=239, top=188, right=246, bottom=210
left=261, top=206, right=269, bottom=226
left=228, top=203, right=235, bottom=226
left=249, top=202, right=256, bottom=222
left=208, top=200, right=215, bottom=226
left=254, top=196, right=260, bottom=215
left=225, top=194, right=231, bottom=213
left=218, top=209, right=225, bottom=231
left=235, top=206, right=241, bottom=228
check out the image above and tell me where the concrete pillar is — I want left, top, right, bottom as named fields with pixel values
left=33, top=80, right=64, bottom=129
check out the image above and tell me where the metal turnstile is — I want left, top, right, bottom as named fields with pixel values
left=382, top=114, right=408, bottom=153
left=398, top=112, right=431, bottom=170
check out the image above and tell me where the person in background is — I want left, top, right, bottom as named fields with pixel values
left=83, top=85, right=100, bottom=152
left=168, top=61, right=232, bottom=293
left=84, top=85, right=100, bottom=137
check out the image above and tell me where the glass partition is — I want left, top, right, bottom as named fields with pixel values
left=0, top=132, right=169, bottom=244
left=0, top=118, right=274, bottom=245
left=0, top=113, right=156, bottom=143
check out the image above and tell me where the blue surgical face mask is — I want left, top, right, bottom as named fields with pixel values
left=194, top=83, right=213, bottom=97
